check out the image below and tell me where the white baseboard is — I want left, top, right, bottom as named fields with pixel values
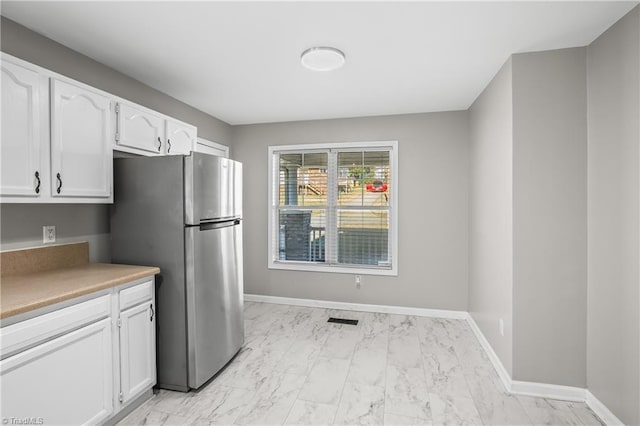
left=244, top=294, right=468, bottom=319
left=245, top=294, right=622, bottom=425
left=466, top=315, right=588, bottom=402
left=510, top=380, right=585, bottom=402
left=465, top=315, right=623, bottom=425
left=585, top=391, right=625, bottom=426
left=465, top=314, right=514, bottom=393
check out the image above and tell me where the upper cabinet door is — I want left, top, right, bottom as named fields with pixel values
left=116, top=102, right=164, bottom=154
left=50, top=79, right=111, bottom=198
left=1, top=60, right=42, bottom=197
left=165, top=119, right=196, bottom=155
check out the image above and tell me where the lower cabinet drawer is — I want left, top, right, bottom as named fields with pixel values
left=1, top=294, right=111, bottom=357
left=0, top=318, right=114, bottom=425
left=119, top=279, right=153, bottom=311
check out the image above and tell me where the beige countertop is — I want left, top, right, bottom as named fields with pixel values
left=1, top=263, right=160, bottom=319
left=1, top=242, right=160, bottom=320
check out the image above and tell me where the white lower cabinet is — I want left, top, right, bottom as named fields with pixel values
left=118, top=289, right=155, bottom=406
left=0, top=278, right=156, bottom=425
left=1, top=318, right=113, bottom=425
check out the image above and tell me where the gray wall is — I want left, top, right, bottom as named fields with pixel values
left=511, top=48, right=588, bottom=388
left=586, top=6, right=640, bottom=425
left=0, top=204, right=110, bottom=262
left=469, top=48, right=589, bottom=388
left=0, top=17, right=232, bottom=260
left=468, top=59, right=514, bottom=375
left=233, top=112, right=470, bottom=311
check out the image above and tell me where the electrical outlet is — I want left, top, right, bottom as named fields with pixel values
left=43, top=225, right=56, bottom=244
left=499, top=318, right=504, bottom=337
left=355, top=275, right=361, bottom=289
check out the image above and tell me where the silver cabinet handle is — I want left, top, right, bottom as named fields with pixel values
left=157, top=137, right=162, bottom=152
left=167, top=139, right=171, bottom=154
left=114, top=102, right=121, bottom=142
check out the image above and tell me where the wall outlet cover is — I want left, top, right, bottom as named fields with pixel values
left=43, top=225, right=56, bottom=244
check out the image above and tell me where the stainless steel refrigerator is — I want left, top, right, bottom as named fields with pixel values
left=111, top=152, right=243, bottom=391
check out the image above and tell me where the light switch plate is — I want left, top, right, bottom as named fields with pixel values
left=43, top=225, right=56, bottom=244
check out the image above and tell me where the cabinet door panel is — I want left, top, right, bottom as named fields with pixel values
left=165, top=119, right=195, bottom=155
left=117, top=102, right=164, bottom=154
left=0, top=318, right=113, bottom=425
left=51, top=79, right=111, bottom=198
left=120, top=301, right=156, bottom=405
left=1, top=60, right=42, bottom=197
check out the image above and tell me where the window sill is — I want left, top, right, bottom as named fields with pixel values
left=268, top=261, right=398, bottom=276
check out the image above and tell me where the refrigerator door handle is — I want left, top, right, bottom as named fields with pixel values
left=199, top=219, right=240, bottom=231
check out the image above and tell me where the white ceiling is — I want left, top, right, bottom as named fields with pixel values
left=2, top=1, right=637, bottom=125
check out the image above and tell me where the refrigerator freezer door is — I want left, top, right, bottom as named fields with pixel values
left=185, top=153, right=243, bottom=225
left=184, top=221, right=244, bottom=389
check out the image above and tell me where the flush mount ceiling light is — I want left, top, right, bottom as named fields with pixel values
left=300, top=46, right=346, bottom=71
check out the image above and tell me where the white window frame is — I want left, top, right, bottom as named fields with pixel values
left=267, top=141, right=398, bottom=276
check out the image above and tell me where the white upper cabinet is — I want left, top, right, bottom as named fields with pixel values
left=50, top=79, right=111, bottom=198
left=1, top=53, right=201, bottom=203
left=115, top=102, right=165, bottom=155
left=1, top=53, right=115, bottom=203
left=165, top=119, right=196, bottom=155
left=0, top=59, right=43, bottom=197
left=112, top=101, right=199, bottom=157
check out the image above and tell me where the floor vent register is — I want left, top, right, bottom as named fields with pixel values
left=327, top=317, right=359, bottom=326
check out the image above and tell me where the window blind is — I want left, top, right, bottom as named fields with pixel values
left=270, top=143, right=395, bottom=272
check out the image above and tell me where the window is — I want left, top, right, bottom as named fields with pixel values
left=268, top=141, right=398, bottom=276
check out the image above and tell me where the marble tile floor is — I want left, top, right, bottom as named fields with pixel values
left=119, top=302, right=604, bottom=426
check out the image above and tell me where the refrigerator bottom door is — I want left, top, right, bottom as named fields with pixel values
left=185, top=222, right=244, bottom=389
